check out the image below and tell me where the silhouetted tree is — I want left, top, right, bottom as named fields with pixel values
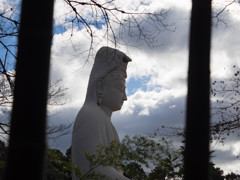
left=45, top=149, right=72, bottom=180
left=0, top=76, right=71, bottom=140
left=209, top=162, right=224, bottom=180
left=211, top=66, right=240, bottom=143
left=123, top=162, right=147, bottom=180
left=225, top=172, right=240, bottom=180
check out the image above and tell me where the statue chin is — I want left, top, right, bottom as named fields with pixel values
left=71, top=47, right=131, bottom=180
left=113, top=103, right=123, bottom=111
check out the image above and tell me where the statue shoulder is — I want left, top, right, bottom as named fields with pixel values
left=77, top=103, right=105, bottom=121
left=73, top=103, right=106, bottom=131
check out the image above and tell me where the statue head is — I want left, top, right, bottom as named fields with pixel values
left=85, top=47, right=131, bottom=113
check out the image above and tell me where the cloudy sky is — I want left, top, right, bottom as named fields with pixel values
left=2, top=0, right=240, bottom=175
left=46, top=0, right=240, bottom=175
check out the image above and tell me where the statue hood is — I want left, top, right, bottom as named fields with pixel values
left=89, top=46, right=131, bottom=85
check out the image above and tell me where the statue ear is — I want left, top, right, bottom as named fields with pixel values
left=96, top=78, right=104, bottom=105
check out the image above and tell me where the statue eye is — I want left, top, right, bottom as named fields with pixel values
left=113, top=85, right=125, bottom=92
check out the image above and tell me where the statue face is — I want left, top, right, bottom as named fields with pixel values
left=101, top=76, right=127, bottom=111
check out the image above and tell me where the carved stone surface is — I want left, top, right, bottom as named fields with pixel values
left=72, top=47, right=131, bottom=179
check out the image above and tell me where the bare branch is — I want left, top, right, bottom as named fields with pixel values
left=59, top=0, right=173, bottom=62
left=47, top=122, right=73, bottom=139
left=210, top=66, right=240, bottom=141
left=212, top=0, right=236, bottom=18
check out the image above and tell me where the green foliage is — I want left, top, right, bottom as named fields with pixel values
left=45, top=148, right=106, bottom=180
left=72, top=162, right=106, bottom=180
left=225, top=172, right=240, bottom=180
left=123, top=135, right=182, bottom=179
left=0, top=137, right=238, bottom=180
left=209, top=162, right=224, bottom=180
left=80, top=135, right=183, bottom=180
left=120, top=135, right=170, bottom=168
left=123, top=162, right=147, bottom=180
left=44, top=149, right=72, bottom=180
left=148, top=150, right=183, bottom=179
left=81, top=135, right=239, bottom=180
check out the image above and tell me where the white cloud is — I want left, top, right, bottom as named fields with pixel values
left=138, top=108, right=150, bottom=116
left=54, top=0, right=72, bottom=25
left=232, top=142, right=240, bottom=156
left=212, top=139, right=240, bottom=174
left=169, top=105, right=176, bottom=109
left=0, top=0, right=15, bottom=11
left=214, top=141, right=240, bottom=157
left=121, top=87, right=185, bottom=115
left=0, top=0, right=19, bottom=21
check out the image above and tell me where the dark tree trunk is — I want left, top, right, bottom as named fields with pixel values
left=184, top=0, right=212, bottom=180
left=6, top=1, right=54, bottom=180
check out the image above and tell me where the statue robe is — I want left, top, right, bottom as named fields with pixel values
left=72, top=103, right=129, bottom=180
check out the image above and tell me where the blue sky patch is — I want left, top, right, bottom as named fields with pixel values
left=0, top=35, right=17, bottom=72
left=62, top=14, right=107, bottom=32
left=54, top=24, right=68, bottom=34
left=126, top=76, right=151, bottom=95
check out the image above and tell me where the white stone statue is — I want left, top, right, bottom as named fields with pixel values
left=72, top=47, right=131, bottom=180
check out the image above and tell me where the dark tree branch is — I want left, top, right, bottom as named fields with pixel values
left=61, top=0, right=172, bottom=61
left=211, top=66, right=240, bottom=142
left=212, top=0, right=235, bottom=18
